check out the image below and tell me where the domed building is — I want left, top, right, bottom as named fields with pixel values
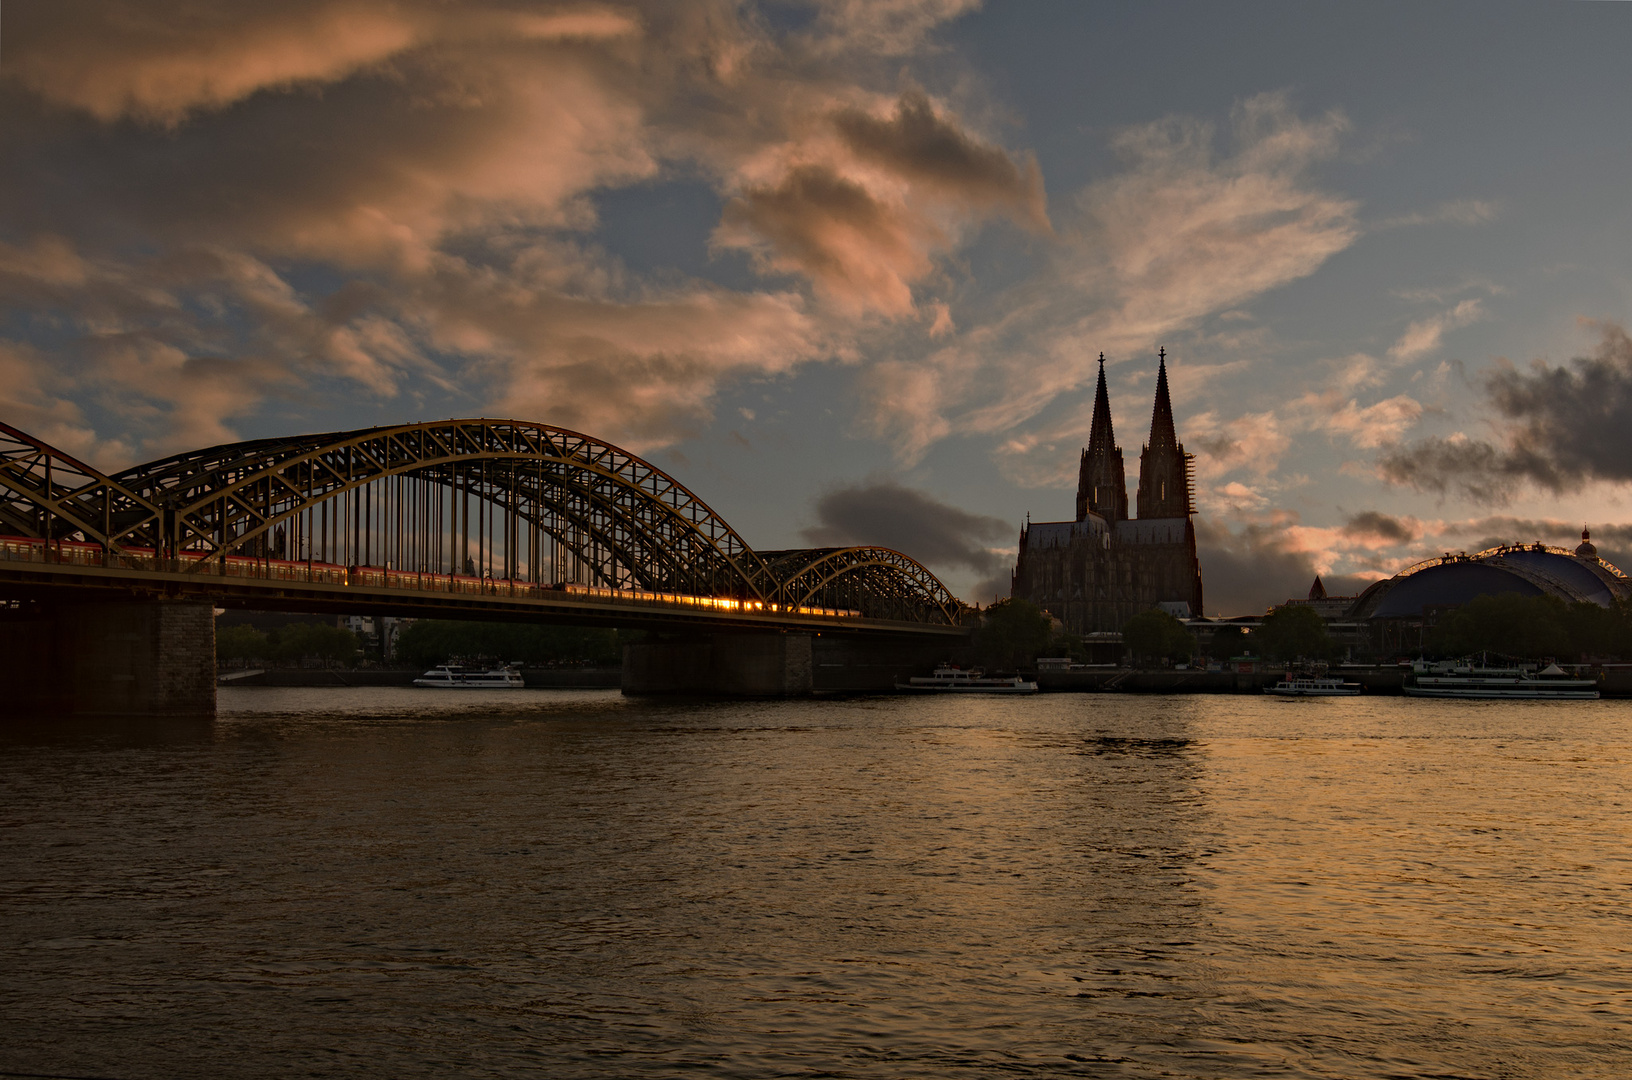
left=1348, top=530, right=1631, bottom=652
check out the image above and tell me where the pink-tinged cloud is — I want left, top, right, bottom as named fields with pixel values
left=1187, top=409, right=1291, bottom=478
left=802, top=0, right=983, bottom=56
left=718, top=165, right=940, bottom=316
left=833, top=91, right=1049, bottom=231
left=717, top=91, right=1049, bottom=317
left=1288, top=389, right=1425, bottom=449
left=870, top=93, right=1361, bottom=465
left=6, top=2, right=643, bottom=127
left=415, top=266, right=826, bottom=449
left=0, top=2, right=1053, bottom=456
left=1388, top=298, right=1483, bottom=361
left=6, top=1, right=426, bottom=125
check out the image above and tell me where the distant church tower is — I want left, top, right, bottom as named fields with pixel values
left=1135, top=349, right=1195, bottom=519
left=1076, top=354, right=1128, bottom=523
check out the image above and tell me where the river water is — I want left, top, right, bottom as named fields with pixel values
left=2, top=689, right=1629, bottom=1078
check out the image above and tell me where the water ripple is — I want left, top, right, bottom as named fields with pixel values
left=2, top=690, right=1630, bottom=1077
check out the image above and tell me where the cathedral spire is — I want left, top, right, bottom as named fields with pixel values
left=1087, top=353, right=1117, bottom=453
left=1076, top=352, right=1128, bottom=522
left=1147, top=346, right=1179, bottom=450
left=1136, top=347, right=1194, bottom=519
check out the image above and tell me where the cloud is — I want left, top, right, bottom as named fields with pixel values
left=1380, top=322, right=1632, bottom=501
left=1073, top=94, right=1356, bottom=351
left=1286, top=389, right=1424, bottom=449
left=1187, top=409, right=1290, bottom=478
left=0, top=341, right=130, bottom=465
left=5, top=1, right=427, bottom=125
left=6, top=2, right=643, bottom=126
left=1377, top=198, right=1500, bottom=230
left=871, top=91, right=1361, bottom=464
left=0, top=236, right=436, bottom=456
left=0, top=2, right=1048, bottom=458
left=1211, top=481, right=1270, bottom=512
left=833, top=90, right=1048, bottom=230
left=460, top=281, right=827, bottom=449
left=800, top=479, right=1013, bottom=599
left=1343, top=510, right=1421, bottom=544
left=1388, top=298, right=1483, bottom=361
left=718, top=164, right=941, bottom=316
left=802, top=0, right=983, bottom=56
left=1195, top=515, right=1374, bottom=617
left=716, top=91, right=1049, bottom=316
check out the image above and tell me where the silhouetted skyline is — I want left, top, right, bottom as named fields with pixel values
left=4, top=2, right=1630, bottom=612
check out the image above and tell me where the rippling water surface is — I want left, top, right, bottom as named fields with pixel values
left=3, top=689, right=1630, bottom=1078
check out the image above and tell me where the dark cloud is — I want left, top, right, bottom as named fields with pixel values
left=800, top=480, right=1012, bottom=588
left=1380, top=323, right=1632, bottom=501
left=834, top=90, right=1049, bottom=229
left=1195, top=517, right=1372, bottom=617
left=1342, top=510, right=1419, bottom=543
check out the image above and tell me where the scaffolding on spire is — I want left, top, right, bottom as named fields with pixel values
left=1137, top=347, right=1194, bottom=518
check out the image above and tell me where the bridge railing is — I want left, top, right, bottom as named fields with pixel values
left=0, top=534, right=862, bottom=620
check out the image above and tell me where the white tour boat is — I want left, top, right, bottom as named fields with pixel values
left=413, top=664, right=526, bottom=689
left=895, top=665, right=1038, bottom=694
left=1403, top=659, right=1599, bottom=699
left=1266, top=674, right=1362, bottom=697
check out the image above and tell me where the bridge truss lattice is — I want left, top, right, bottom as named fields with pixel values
left=0, top=419, right=964, bottom=625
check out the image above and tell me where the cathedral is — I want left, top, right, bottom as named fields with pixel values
left=1010, top=349, right=1205, bottom=632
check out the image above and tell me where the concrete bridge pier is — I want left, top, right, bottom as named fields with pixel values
left=0, top=597, right=217, bottom=718
left=622, top=631, right=815, bottom=696
left=623, top=632, right=966, bottom=696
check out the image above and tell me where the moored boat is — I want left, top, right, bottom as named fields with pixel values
left=413, top=664, right=525, bottom=689
left=1266, top=674, right=1361, bottom=697
left=895, top=665, right=1038, bottom=694
left=1403, top=659, right=1598, bottom=699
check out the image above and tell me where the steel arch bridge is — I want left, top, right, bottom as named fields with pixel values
left=0, top=419, right=968, bottom=631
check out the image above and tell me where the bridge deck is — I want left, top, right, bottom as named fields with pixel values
left=0, top=539, right=967, bottom=638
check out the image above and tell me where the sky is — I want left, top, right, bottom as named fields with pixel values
left=5, top=1, right=1632, bottom=614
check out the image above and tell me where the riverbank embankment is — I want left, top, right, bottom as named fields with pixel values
left=220, top=667, right=622, bottom=688
left=217, top=665, right=1632, bottom=696
left=1040, top=665, right=1632, bottom=696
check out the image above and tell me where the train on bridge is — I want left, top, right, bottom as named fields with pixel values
left=0, top=417, right=970, bottom=715
left=0, top=535, right=864, bottom=620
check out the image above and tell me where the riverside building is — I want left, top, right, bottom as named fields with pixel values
left=1010, top=349, right=1205, bottom=633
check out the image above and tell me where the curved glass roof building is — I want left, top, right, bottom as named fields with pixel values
left=1350, top=533, right=1630, bottom=620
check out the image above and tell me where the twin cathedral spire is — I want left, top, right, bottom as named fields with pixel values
left=1075, top=348, right=1194, bottom=523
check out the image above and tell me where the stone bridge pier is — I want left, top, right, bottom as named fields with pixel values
left=622, top=631, right=966, bottom=696
left=0, top=597, right=216, bottom=719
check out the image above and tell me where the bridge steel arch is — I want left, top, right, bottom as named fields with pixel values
left=759, top=547, right=962, bottom=626
left=112, top=420, right=775, bottom=604
left=0, top=421, right=164, bottom=550
left=0, top=419, right=967, bottom=626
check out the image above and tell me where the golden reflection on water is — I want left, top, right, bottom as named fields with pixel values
left=1, top=689, right=1629, bottom=1078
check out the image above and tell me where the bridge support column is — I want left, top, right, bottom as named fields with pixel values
left=0, top=598, right=216, bottom=719
left=810, top=635, right=965, bottom=693
left=622, top=632, right=813, bottom=697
